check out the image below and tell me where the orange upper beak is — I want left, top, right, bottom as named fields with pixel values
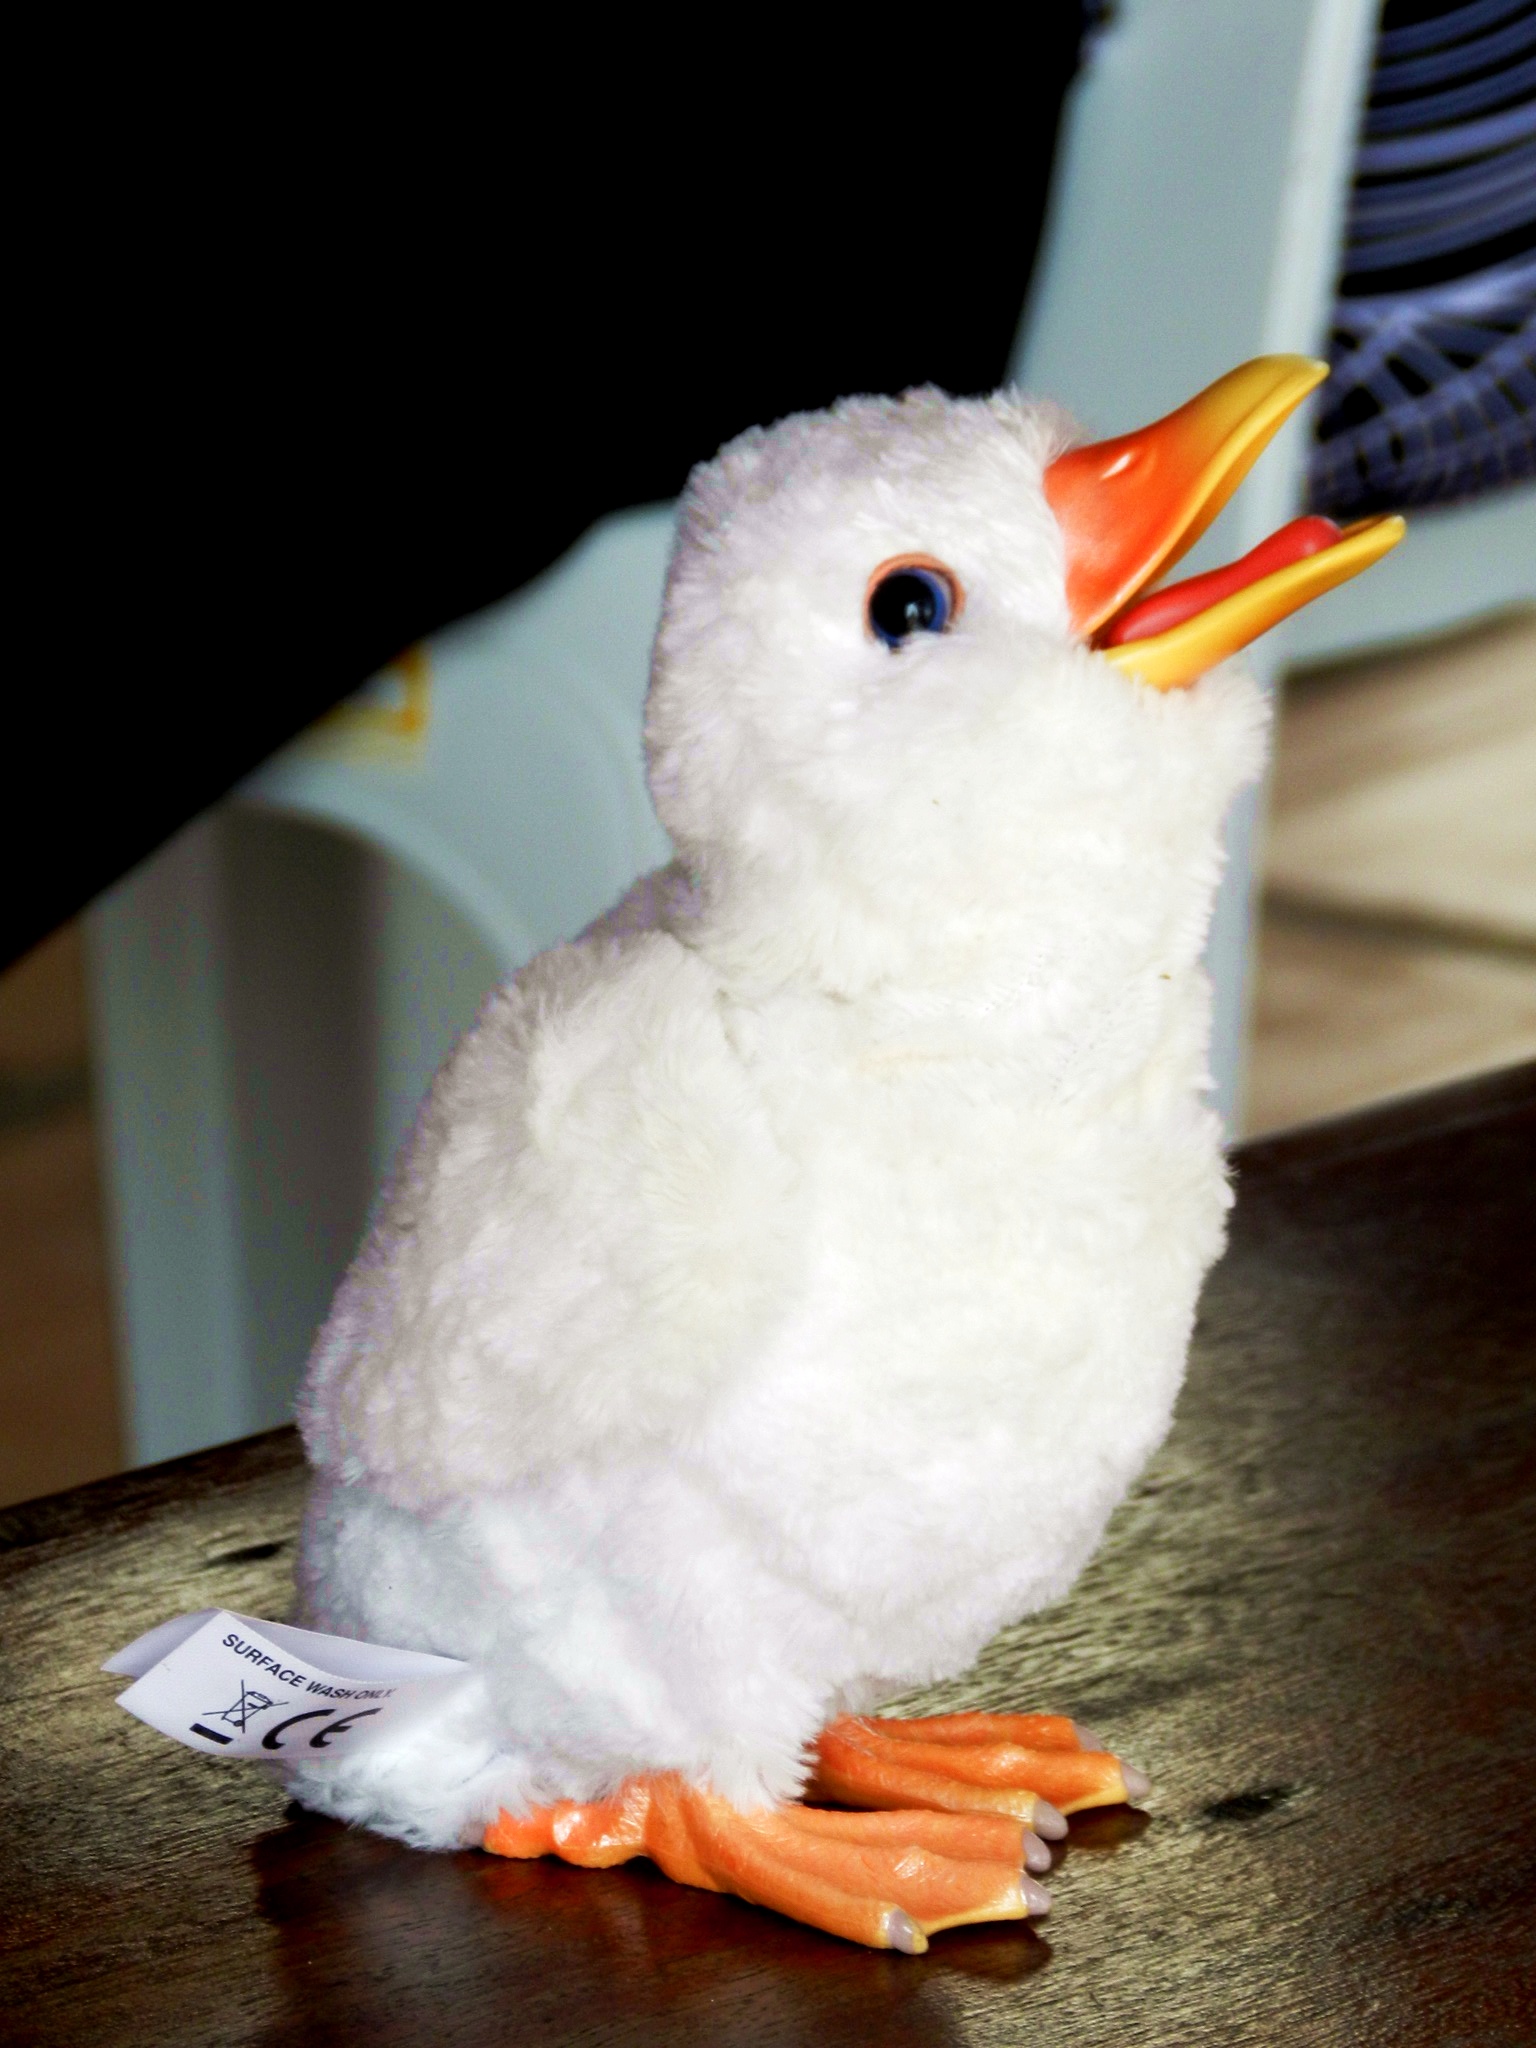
left=1043, top=357, right=1405, bottom=690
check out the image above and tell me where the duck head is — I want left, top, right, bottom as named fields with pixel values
left=644, top=361, right=1401, bottom=1004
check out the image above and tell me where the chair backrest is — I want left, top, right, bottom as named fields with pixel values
left=1016, top=0, right=1535, bottom=668
left=242, top=502, right=676, bottom=978
left=1010, top=0, right=1382, bottom=1128
left=1013, top=0, right=1379, bottom=570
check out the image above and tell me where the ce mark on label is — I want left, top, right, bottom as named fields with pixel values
left=259, top=1707, right=383, bottom=1750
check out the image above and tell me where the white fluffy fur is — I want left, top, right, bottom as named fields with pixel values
left=288, top=388, right=1268, bottom=1848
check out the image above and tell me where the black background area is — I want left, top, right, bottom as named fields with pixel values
left=10, top=30, right=1087, bottom=969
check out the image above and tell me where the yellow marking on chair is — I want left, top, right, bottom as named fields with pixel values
left=303, top=644, right=433, bottom=762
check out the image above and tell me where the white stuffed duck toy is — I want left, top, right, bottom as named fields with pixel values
left=289, top=358, right=1401, bottom=1952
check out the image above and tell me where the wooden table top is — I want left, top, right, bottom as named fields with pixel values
left=4, top=1063, right=1534, bottom=2047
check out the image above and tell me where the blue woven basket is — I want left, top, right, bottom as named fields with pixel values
left=1308, top=0, right=1536, bottom=517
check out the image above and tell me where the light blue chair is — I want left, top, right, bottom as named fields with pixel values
left=89, top=510, right=673, bottom=1462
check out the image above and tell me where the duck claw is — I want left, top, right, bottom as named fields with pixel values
left=486, top=1773, right=1052, bottom=1950
left=808, top=1710, right=1150, bottom=1822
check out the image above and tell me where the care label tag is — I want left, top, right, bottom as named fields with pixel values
left=104, top=1610, right=471, bottom=1760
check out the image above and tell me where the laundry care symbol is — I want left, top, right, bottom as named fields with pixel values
left=192, top=1684, right=288, bottom=1744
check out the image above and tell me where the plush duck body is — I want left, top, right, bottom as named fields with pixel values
left=289, top=366, right=1400, bottom=1949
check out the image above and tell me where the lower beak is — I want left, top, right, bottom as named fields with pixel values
left=1043, top=357, right=1405, bottom=691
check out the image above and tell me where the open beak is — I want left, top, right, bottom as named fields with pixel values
left=1043, top=356, right=1405, bottom=691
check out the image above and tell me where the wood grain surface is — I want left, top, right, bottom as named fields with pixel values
left=3, top=1063, right=1533, bottom=2047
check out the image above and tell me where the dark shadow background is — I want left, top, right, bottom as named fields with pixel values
left=8, top=25, right=1091, bottom=968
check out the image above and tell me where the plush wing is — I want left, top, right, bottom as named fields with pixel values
left=298, top=917, right=795, bottom=1509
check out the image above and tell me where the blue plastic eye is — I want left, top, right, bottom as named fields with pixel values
left=867, top=564, right=956, bottom=648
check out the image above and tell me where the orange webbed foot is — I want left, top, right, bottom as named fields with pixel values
left=485, top=1774, right=1051, bottom=1952
left=808, top=1711, right=1150, bottom=1832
